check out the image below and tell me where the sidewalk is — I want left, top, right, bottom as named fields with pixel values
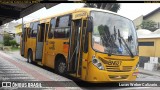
left=139, top=67, right=160, bottom=77
left=3, top=50, right=27, bottom=62
left=0, top=50, right=81, bottom=89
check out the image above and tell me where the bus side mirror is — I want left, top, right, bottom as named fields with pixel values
left=86, top=16, right=93, bottom=32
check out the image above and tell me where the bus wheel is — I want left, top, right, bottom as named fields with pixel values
left=55, top=58, right=66, bottom=75
left=27, top=50, right=33, bottom=63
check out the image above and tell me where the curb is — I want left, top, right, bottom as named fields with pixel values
left=139, top=68, right=160, bottom=77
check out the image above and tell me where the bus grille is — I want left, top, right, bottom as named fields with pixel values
left=109, top=75, right=129, bottom=80
left=106, top=66, right=132, bottom=72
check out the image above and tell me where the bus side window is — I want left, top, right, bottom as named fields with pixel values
left=54, top=15, right=71, bottom=38
left=27, top=28, right=30, bottom=38
left=48, top=18, right=56, bottom=39
left=56, top=18, right=59, bottom=27
left=30, top=22, right=39, bottom=38
left=48, top=27, right=54, bottom=39
left=44, top=24, right=49, bottom=42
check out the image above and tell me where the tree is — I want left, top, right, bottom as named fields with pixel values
left=3, top=33, right=12, bottom=46
left=9, top=40, right=18, bottom=47
left=84, top=2, right=120, bottom=13
left=140, top=20, right=157, bottom=32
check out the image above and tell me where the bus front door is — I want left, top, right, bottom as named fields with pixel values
left=68, top=19, right=83, bottom=77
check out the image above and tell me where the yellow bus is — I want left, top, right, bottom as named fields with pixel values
left=20, top=8, right=139, bottom=82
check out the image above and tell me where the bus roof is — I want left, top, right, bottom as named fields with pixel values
left=24, top=8, right=128, bottom=24
left=40, top=8, right=120, bottom=20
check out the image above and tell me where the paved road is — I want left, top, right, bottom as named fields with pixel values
left=0, top=51, right=160, bottom=90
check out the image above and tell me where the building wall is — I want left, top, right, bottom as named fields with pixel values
left=138, top=38, right=160, bottom=57
left=15, top=24, right=22, bottom=34
left=155, top=38, right=160, bottom=56
left=145, top=12, right=160, bottom=29
left=133, top=15, right=143, bottom=29
left=134, top=9, right=160, bottom=30
left=15, top=35, right=21, bottom=44
left=15, top=24, right=22, bottom=44
left=145, top=12, right=160, bottom=23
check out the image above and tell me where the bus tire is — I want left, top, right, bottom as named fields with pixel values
left=27, top=50, right=33, bottom=63
left=55, top=58, right=66, bottom=75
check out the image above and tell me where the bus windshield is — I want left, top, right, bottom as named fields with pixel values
left=91, top=11, right=138, bottom=56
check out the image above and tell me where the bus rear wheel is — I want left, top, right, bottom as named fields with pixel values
left=27, top=50, right=33, bottom=63
left=55, top=58, right=66, bottom=75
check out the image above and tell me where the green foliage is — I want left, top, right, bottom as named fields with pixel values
left=3, top=33, right=19, bottom=47
left=11, top=46, right=20, bottom=51
left=9, top=40, right=18, bottom=47
left=140, top=20, right=157, bottom=32
left=84, top=3, right=120, bottom=13
left=0, top=42, right=3, bottom=44
left=3, top=34, right=12, bottom=46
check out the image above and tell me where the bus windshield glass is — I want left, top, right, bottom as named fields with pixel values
left=91, top=11, right=138, bottom=56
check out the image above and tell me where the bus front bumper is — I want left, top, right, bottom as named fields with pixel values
left=86, top=65, right=139, bottom=83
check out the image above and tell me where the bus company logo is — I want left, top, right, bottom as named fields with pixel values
left=2, top=82, right=11, bottom=88
left=98, top=57, right=122, bottom=66
left=106, top=60, right=122, bottom=66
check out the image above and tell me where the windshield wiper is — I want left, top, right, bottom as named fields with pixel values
left=98, top=25, right=114, bottom=56
left=108, top=26, right=118, bottom=56
left=118, top=29, right=134, bottom=58
left=102, top=26, right=117, bottom=56
left=101, top=34, right=113, bottom=56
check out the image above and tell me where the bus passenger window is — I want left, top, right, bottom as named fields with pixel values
left=48, top=18, right=56, bottom=39
left=54, top=28, right=70, bottom=38
left=56, top=18, right=59, bottom=27
left=59, top=15, right=70, bottom=27
left=30, top=22, right=39, bottom=38
left=54, top=15, right=71, bottom=38
left=27, top=28, right=31, bottom=38
left=48, top=28, right=54, bottom=39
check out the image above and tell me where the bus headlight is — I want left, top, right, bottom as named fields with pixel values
left=92, top=58, right=104, bottom=70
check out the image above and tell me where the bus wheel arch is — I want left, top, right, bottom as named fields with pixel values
left=54, top=54, right=67, bottom=75
left=27, top=48, right=33, bottom=63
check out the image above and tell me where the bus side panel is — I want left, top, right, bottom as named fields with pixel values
left=44, top=39, right=69, bottom=69
left=54, top=39, right=69, bottom=64
left=81, top=53, right=89, bottom=80
left=83, top=33, right=94, bottom=81
left=43, top=39, right=55, bottom=68
left=24, top=38, right=36, bottom=60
